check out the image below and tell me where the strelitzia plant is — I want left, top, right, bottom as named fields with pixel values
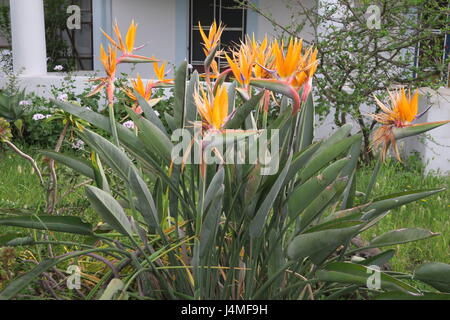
left=1, top=21, right=450, bottom=301
left=87, top=21, right=158, bottom=146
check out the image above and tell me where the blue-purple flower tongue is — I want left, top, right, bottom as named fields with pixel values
left=414, top=105, right=432, bottom=121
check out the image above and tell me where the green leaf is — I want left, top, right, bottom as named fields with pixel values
left=393, top=121, right=450, bottom=140
left=185, top=70, right=199, bottom=131
left=363, top=188, right=445, bottom=220
left=299, top=178, right=348, bottom=231
left=200, top=185, right=224, bottom=257
left=128, top=167, right=160, bottom=229
left=134, top=90, right=167, bottom=135
left=204, top=167, right=225, bottom=210
left=174, top=61, right=188, bottom=128
left=0, top=259, right=59, bottom=300
left=224, top=91, right=264, bottom=129
left=0, top=216, right=93, bottom=235
left=289, top=157, right=350, bottom=218
left=360, top=249, right=396, bottom=267
left=85, top=186, right=133, bottom=237
left=414, top=262, right=450, bottom=293
left=80, top=129, right=137, bottom=181
left=287, top=225, right=361, bottom=264
left=127, top=110, right=173, bottom=162
left=368, top=228, right=439, bottom=248
left=250, top=79, right=300, bottom=112
left=298, top=134, right=361, bottom=183
left=91, top=152, right=110, bottom=192
left=51, top=99, right=145, bottom=155
left=249, top=153, right=292, bottom=238
left=317, top=262, right=420, bottom=295
left=40, top=150, right=95, bottom=180
left=295, top=92, right=314, bottom=151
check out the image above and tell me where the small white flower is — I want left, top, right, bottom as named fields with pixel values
left=85, top=106, right=92, bottom=111
left=123, top=120, right=135, bottom=129
left=57, top=93, right=68, bottom=101
left=45, top=114, right=52, bottom=119
left=71, top=139, right=85, bottom=150
left=53, top=65, right=64, bottom=71
left=154, top=110, right=160, bottom=117
left=32, top=113, right=45, bottom=121
left=19, top=100, right=32, bottom=106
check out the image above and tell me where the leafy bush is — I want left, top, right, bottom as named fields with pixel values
left=1, top=21, right=449, bottom=301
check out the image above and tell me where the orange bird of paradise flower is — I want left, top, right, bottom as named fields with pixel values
left=101, top=20, right=156, bottom=64
left=87, top=44, right=117, bottom=105
left=198, top=20, right=225, bottom=77
left=124, top=62, right=173, bottom=114
left=194, top=84, right=229, bottom=131
left=369, top=88, right=419, bottom=161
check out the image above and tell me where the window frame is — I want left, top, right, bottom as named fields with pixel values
left=188, top=0, right=247, bottom=70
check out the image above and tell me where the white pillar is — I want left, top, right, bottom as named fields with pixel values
left=10, top=0, right=47, bottom=75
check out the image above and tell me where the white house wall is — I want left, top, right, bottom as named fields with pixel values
left=109, top=0, right=178, bottom=77
left=252, top=0, right=316, bottom=42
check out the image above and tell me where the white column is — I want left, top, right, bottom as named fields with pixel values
left=10, top=0, right=47, bottom=75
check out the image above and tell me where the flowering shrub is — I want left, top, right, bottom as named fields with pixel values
left=1, top=20, right=450, bottom=301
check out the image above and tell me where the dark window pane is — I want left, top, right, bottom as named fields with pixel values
left=192, top=30, right=206, bottom=62
left=220, top=0, right=244, bottom=28
left=192, top=0, right=215, bottom=27
left=221, top=30, right=244, bottom=52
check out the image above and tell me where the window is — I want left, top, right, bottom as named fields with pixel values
left=62, top=0, right=94, bottom=70
left=189, top=0, right=247, bottom=72
left=44, top=0, right=93, bottom=71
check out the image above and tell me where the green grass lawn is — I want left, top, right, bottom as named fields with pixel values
left=1, top=149, right=449, bottom=280
left=356, top=157, right=450, bottom=272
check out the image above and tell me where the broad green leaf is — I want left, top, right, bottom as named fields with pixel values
left=0, top=259, right=59, bottom=300
left=287, top=224, right=361, bottom=264
left=368, top=228, right=439, bottom=248
left=393, top=121, right=450, bottom=140
left=80, top=129, right=137, bottom=181
left=295, top=92, right=314, bottom=151
left=40, top=150, right=95, bottom=180
left=128, top=167, right=160, bottom=228
left=289, top=157, right=350, bottom=218
left=85, top=186, right=133, bottom=237
left=185, top=71, right=199, bottom=131
left=249, top=153, right=292, bottom=238
left=204, top=167, right=225, bottom=210
left=174, top=61, right=188, bottom=128
left=134, top=90, right=167, bottom=135
left=414, top=262, right=450, bottom=293
left=298, top=134, right=361, bottom=183
left=318, top=124, right=352, bottom=152
left=128, top=110, right=173, bottom=161
left=250, top=79, right=300, bottom=112
left=363, top=188, right=445, bottom=220
left=51, top=99, right=145, bottom=155
left=299, top=178, right=348, bottom=231
left=91, top=152, right=110, bottom=192
left=0, top=233, right=32, bottom=246
left=360, top=249, right=396, bottom=267
left=317, top=262, right=420, bottom=294
left=0, top=216, right=93, bottom=235
left=200, top=185, right=224, bottom=257
left=224, top=91, right=264, bottom=129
